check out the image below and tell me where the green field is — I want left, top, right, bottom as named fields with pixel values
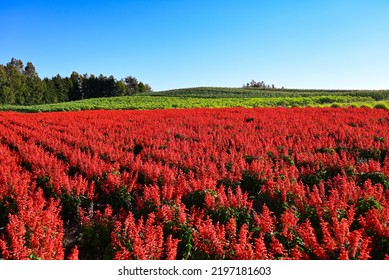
left=1, top=87, right=389, bottom=112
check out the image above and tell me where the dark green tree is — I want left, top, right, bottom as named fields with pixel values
left=8, top=57, right=24, bottom=73
left=6, top=58, right=28, bottom=105
left=116, top=80, right=129, bottom=96
left=243, top=80, right=276, bottom=89
left=124, top=76, right=139, bottom=94
left=24, top=62, right=45, bottom=104
left=0, top=65, right=14, bottom=104
left=104, top=75, right=117, bottom=97
left=51, top=75, right=71, bottom=102
left=69, top=71, right=82, bottom=100
left=42, top=77, right=58, bottom=104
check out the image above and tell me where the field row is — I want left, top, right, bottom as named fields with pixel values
left=1, top=108, right=389, bottom=259
left=0, top=94, right=386, bottom=113
left=151, top=87, right=389, bottom=99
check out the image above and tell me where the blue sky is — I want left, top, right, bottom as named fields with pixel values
left=1, top=0, right=388, bottom=91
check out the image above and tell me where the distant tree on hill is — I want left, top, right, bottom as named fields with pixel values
left=123, top=76, right=152, bottom=94
left=138, top=81, right=152, bottom=93
left=243, top=80, right=281, bottom=89
left=116, top=80, right=128, bottom=96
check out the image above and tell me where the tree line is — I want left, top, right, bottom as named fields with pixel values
left=0, top=58, right=152, bottom=105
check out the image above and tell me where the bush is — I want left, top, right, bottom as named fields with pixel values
left=374, top=103, right=389, bottom=110
left=360, top=103, right=372, bottom=108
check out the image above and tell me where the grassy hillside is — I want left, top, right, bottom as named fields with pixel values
left=1, top=87, right=389, bottom=112
left=148, top=87, right=389, bottom=99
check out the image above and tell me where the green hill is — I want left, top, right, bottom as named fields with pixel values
left=148, top=87, right=389, bottom=99
left=1, top=87, right=388, bottom=112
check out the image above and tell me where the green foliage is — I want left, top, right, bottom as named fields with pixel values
left=358, top=148, right=382, bottom=162
left=0, top=198, right=17, bottom=235
left=81, top=220, right=114, bottom=259
left=359, top=172, right=389, bottom=190
left=374, top=103, right=389, bottom=110
left=0, top=94, right=381, bottom=112
left=0, top=58, right=151, bottom=106
left=182, top=190, right=215, bottom=209
left=148, top=87, right=389, bottom=100
left=1, top=66, right=389, bottom=111
left=240, top=170, right=266, bottom=196
left=207, top=205, right=251, bottom=228
left=356, top=196, right=382, bottom=216
left=60, top=193, right=90, bottom=225
left=99, top=186, right=134, bottom=212
left=360, top=103, right=373, bottom=108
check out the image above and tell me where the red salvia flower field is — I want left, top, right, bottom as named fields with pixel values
left=1, top=107, right=389, bottom=259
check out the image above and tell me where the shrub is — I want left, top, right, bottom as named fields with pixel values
left=374, top=103, right=389, bottom=110
left=360, top=103, right=372, bottom=108
left=331, top=103, right=342, bottom=108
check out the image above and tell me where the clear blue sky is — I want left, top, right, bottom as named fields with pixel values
left=1, top=0, right=388, bottom=91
